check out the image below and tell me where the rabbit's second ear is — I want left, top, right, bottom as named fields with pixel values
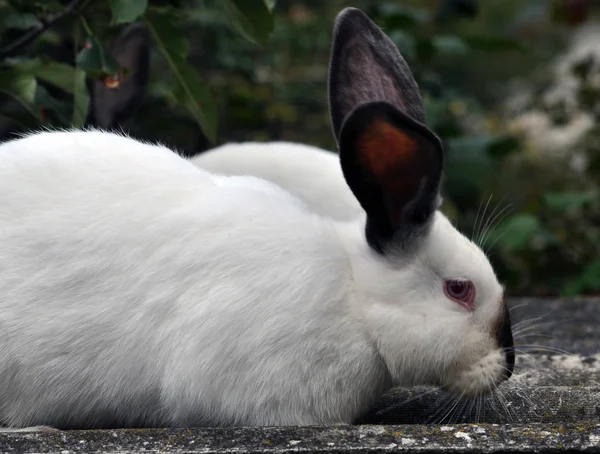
left=86, top=23, right=151, bottom=130
left=339, top=101, right=443, bottom=253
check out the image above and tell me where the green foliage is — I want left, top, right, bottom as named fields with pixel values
left=1, top=0, right=600, bottom=296
left=0, top=0, right=279, bottom=142
left=144, top=7, right=218, bottom=142
left=225, top=0, right=275, bottom=46
left=0, top=67, right=39, bottom=121
left=109, top=0, right=148, bottom=24
left=75, top=36, right=121, bottom=77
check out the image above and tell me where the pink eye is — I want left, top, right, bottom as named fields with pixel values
left=444, top=280, right=475, bottom=311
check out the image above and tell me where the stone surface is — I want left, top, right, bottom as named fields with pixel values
left=0, top=297, right=598, bottom=452
left=357, top=386, right=600, bottom=424
left=0, top=424, right=599, bottom=453
left=511, top=353, right=600, bottom=387
left=508, top=297, right=600, bottom=356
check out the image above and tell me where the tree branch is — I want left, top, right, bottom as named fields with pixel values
left=0, top=0, right=86, bottom=59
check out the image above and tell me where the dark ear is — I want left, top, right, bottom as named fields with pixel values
left=328, top=7, right=426, bottom=142
left=340, top=102, right=443, bottom=253
left=86, top=23, right=151, bottom=130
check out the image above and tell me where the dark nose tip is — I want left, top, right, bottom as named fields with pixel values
left=496, top=303, right=515, bottom=380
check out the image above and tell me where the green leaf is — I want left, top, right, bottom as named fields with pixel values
left=263, top=0, right=276, bottom=11
left=3, top=11, right=41, bottom=30
left=447, top=134, right=494, bottom=158
left=144, top=17, right=218, bottom=143
left=1, top=61, right=86, bottom=127
left=484, top=214, right=541, bottom=252
left=580, top=260, right=600, bottom=289
left=423, top=95, right=446, bottom=129
left=379, top=4, right=429, bottom=29
left=447, top=134, right=520, bottom=159
left=72, top=69, right=89, bottom=128
left=0, top=68, right=40, bottom=120
left=225, top=0, right=275, bottom=46
left=561, top=280, right=583, bottom=297
left=436, top=0, right=478, bottom=21
left=487, top=135, right=521, bottom=158
left=0, top=110, right=40, bottom=130
left=432, top=35, right=469, bottom=56
left=29, top=0, right=63, bottom=13
left=109, top=0, right=148, bottom=24
left=35, top=62, right=77, bottom=94
left=389, top=30, right=416, bottom=61
left=144, top=7, right=188, bottom=58
left=75, top=36, right=121, bottom=79
left=171, top=56, right=218, bottom=144
left=462, top=35, right=528, bottom=53
left=445, top=133, right=498, bottom=205
left=35, top=84, right=72, bottom=125
left=5, top=58, right=77, bottom=94
left=562, top=259, right=600, bottom=296
left=543, top=190, right=599, bottom=212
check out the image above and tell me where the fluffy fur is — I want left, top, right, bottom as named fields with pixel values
left=0, top=129, right=506, bottom=429
left=0, top=7, right=513, bottom=430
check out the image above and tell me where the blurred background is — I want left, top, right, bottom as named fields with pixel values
left=1, top=0, right=599, bottom=297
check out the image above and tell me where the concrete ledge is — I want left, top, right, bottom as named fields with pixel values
left=511, top=353, right=600, bottom=387
left=509, top=297, right=600, bottom=355
left=0, top=424, right=599, bottom=453
left=358, top=386, right=600, bottom=424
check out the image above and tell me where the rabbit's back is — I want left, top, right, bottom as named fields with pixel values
left=0, top=130, right=208, bottom=211
left=193, top=142, right=364, bottom=221
left=0, top=130, right=378, bottom=428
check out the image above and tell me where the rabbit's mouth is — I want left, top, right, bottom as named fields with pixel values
left=441, top=348, right=512, bottom=398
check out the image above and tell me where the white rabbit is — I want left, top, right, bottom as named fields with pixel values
left=0, top=7, right=513, bottom=430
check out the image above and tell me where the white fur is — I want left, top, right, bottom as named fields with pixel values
left=192, top=142, right=363, bottom=221
left=0, top=129, right=508, bottom=429
left=0, top=426, right=57, bottom=433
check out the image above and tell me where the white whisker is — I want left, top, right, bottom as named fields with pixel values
left=481, top=202, right=513, bottom=249
left=475, top=194, right=493, bottom=246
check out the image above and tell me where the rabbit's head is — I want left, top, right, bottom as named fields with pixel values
left=86, top=23, right=151, bottom=130
left=330, top=8, right=514, bottom=397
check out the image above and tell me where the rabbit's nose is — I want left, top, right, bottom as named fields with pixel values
left=495, top=303, right=514, bottom=380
